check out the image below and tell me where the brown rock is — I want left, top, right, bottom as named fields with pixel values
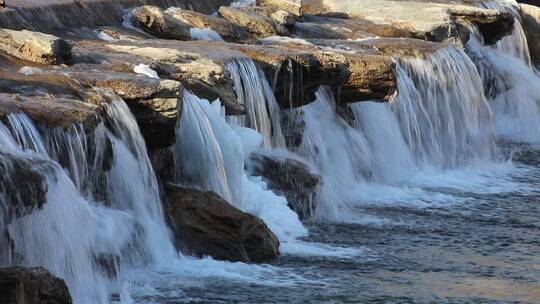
left=130, top=6, right=191, bottom=40
left=0, top=29, right=71, bottom=65
left=257, top=0, right=303, bottom=16
left=520, top=4, right=540, bottom=65
left=165, top=8, right=250, bottom=42
left=219, top=6, right=289, bottom=37
left=0, top=267, right=72, bottom=304
left=164, top=185, right=280, bottom=263
left=301, top=0, right=514, bottom=46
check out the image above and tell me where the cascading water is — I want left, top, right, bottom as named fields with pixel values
left=289, top=46, right=497, bottom=220
left=0, top=96, right=176, bottom=303
left=480, top=0, right=532, bottom=67
left=466, top=0, right=540, bottom=143
left=174, top=91, right=307, bottom=243
left=226, top=58, right=285, bottom=148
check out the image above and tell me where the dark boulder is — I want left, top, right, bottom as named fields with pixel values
left=0, top=267, right=72, bottom=304
left=0, top=153, right=48, bottom=225
left=164, top=185, right=280, bottom=263
left=249, top=151, right=321, bottom=219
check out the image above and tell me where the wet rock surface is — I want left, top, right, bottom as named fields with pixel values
left=249, top=151, right=321, bottom=219
left=164, top=184, right=280, bottom=263
left=0, top=267, right=72, bottom=304
left=0, top=153, right=48, bottom=225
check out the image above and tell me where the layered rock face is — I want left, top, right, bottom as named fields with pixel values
left=164, top=185, right=280, bottom=263
left=0, top=267, right=72, bottom=304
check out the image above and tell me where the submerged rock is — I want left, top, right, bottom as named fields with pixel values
left=0, top=29, right=71, bottom=65
left=249, top=151, right=321, bottom=219
left=520, top=4, right=540, bottom=64
left=219, top=6, right=289, bottom=37
left=164, top=185, right=280, bottom=263
left=0, top=267, right=72, bottom=304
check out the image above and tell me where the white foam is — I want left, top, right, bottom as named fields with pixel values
left=190, top=28, right=224, bottom=41
left=133, top=64, right=159, bottom=79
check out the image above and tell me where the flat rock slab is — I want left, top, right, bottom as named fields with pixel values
left=301, top=0, right=514, bottom=45
left=0, top=71, right=104, bottom=131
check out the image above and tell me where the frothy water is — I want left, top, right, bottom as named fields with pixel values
left=174, top=91, right=307, bottom=243
left=0, top=96, right=176, bottom=303
left=463, top=1, right=540, bottom=144
left=190, top=28, right=224, bottom=41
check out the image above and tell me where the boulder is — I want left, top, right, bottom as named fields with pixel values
left=164, top=185, right=280, bottom=263
left=257, top=0, right=302, bottom=16
left=219, top=6, right=289, bottom=37
left=0, top=267, right=72, bottom=304
left=249, top=151, right=321, bottom=219
left=300, top=0, right=514, bottom=46
left=165, top=8, right=250, bottom=42
left=130, top=6, right=191, bottom=40
left=0, top=153, right=48, bottom=225
left=0, top=29, right=71, bottom=65
left=520, top=4, right=540, bottom=65
left=237, top=5, right=298, bottom=27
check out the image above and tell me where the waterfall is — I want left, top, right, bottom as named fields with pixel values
left=481, top=0, right=532, bottom=67
left=466, top=0, right=540, bottom=143
left=289, top=46, right=496, bottom=220
left=0, top=96, right=176, bottom=303
left=389, top=47, right=495, bottom=168
left=227, top=58, right=285, bottom=148
left=174, top=91, right=307, bottom=243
